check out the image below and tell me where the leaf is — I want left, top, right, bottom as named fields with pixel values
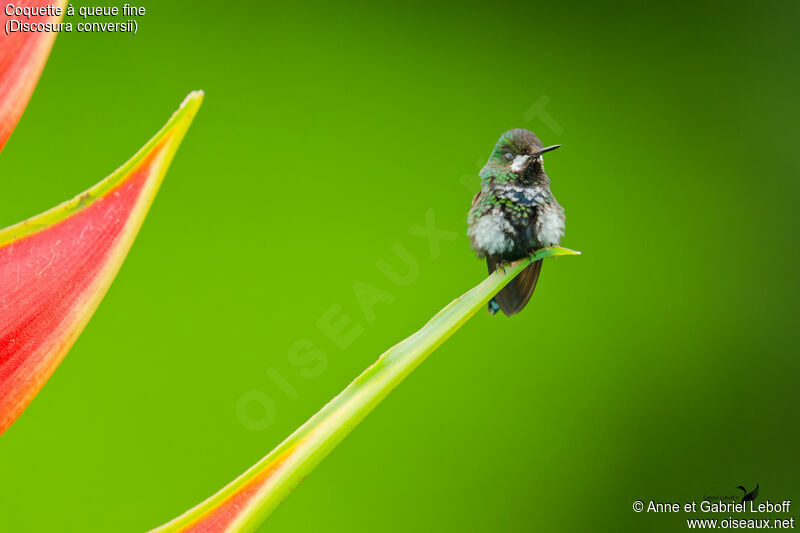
left=0, top=0, right=67, bottom=153
left=0, top=91, right=203, bottom=436
left=152, top=246, right=579, bottom=533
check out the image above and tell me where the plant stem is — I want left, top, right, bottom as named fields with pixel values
left=152, top=246, right=579, bottom=533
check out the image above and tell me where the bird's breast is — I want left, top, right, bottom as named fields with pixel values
left=493, top=184, right=549, bottom=206
left=533, top=202, right=565, bottom=247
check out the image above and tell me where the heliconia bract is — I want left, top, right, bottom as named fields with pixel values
left=0, top=0, right=68, bottom=153
left=0, top=91, right=203, bottom=435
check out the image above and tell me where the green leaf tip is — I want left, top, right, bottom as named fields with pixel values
left=151, top=245, right=579, bottom=533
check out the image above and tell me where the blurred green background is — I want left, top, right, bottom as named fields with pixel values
left=1, top=0, right=799, bottom=531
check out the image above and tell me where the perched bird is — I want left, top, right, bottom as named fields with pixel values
left=467, top=129, right=565, bottom=316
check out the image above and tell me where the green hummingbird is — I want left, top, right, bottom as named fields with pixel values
left=467, top=129, right=565, bottom=316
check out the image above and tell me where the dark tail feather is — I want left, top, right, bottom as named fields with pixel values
left=487, top=257, right=542, bottom=316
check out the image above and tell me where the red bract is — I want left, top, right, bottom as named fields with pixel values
left=0, top=0, right=67, bottom=152
left=0, top=92, right=203, bottom=435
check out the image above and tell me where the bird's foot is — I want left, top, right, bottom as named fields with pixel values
left=529, top=247, right=548, bottom=263
left=496, top=260, right=512, bottom=274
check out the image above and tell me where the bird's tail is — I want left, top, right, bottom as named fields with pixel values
left=487, top=256, right=542, bottom=316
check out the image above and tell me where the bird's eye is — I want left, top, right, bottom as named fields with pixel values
left=504, top=153, right=514, bottom=161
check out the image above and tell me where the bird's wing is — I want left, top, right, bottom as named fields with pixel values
left=471, top=191, right=481, bottom=208
left=750, top=484, right=759, bottom=499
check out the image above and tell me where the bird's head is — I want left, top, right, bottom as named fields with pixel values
left=481, top=128, right=560, bottom=183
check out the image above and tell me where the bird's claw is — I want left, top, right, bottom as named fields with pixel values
left=529, top=247, right=548, bottom=263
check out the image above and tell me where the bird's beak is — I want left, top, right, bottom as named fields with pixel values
left=532, top=144, right=561, bottom=157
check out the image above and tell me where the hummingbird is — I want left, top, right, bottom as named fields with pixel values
left=467, top=129, right=565, bottom=316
